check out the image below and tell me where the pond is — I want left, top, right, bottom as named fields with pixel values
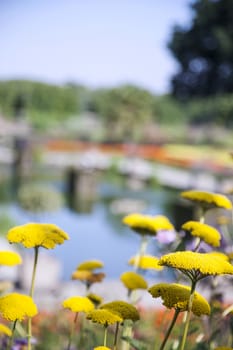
left=0, top=170, right=182, bottom=282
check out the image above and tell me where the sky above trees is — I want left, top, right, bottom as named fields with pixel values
left=0, top=0, right=191, bottom=94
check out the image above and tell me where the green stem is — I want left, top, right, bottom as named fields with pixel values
left=103, top=325, right=108, bottom=346
left=179, top=280, right=197, bottom=350
left=7, top=320, right=17, bottom=350
left=121, top=320, right=133, bottom=350
left=113, top=322, right=120, bottom=350
left=193, top=237, right=201, bottom=252
left=67, top=312, right=79, bottom=350
left=134, top=236, right=148, bottom=271
left=28, top=246, right=39, bottom=350
left=158, top=309, right=180, bottom=350
left=29, top=247, right=39, bottom=297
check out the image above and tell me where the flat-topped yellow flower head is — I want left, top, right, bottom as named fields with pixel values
left=122, top=213, right=174, bottom=236
left=101, top=300, right=140, bottom=321
left=0, top=251, right=22, bottom=266
left=120, top=271, right=148, bottom=290
left=128, top=255, right=163, bottom=271
left=94, top=347, right=111, bottom=350
left=62, top=296, right=94, bottom=313
left=214, top=348, right=233, bottom=350
left=182, top=221, right=221, bottom=247
left=72, top=270, right=106, bottom=285
left=0, top=323, right=12, bottom=337
left=77, top=260, right=104, bottom=271
left=86, top=309, right=122, bottom=326
left=0, top=293, right=38, bottom=321
left=181, top=190, right=232, bottom=211
left=148, top=283, right=210, bottom=316
left=7, top=223, right=69, bottom=249
left=159, top=251, right=233, bottom=279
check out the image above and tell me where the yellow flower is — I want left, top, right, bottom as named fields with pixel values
left=207, top=251, right=229, bottom=261
left=0, top=293, right=38, bottom=321
left=72, top=270, right=106, bottom=285
left=0, top=323, right=12, bottom=336
left=158, top=251, right=233, bottom=278
left=214, top=348, right=233, bottom=350
left=181, top=190, right=232, bottom=211
left=62, top=296, right=94, bottom=313
left=128, top=255, right=163, bottom=271
left=122, top=213, right=174, bottom=236
left=148, top=283, right=210, bottom=316
left=72, top=270, right=92, bottom=281
left=94, top=347, right=111, bottom=350
left=0, top=251, right=22, bottom=266
left=120, top=271, right=148, bottom=290
left=182, top=221, right=221, bottom=247
left=7, top=223, right=69, bottom=249
left=86, top=309, right=122, bottom=326
left=77, top=260, right=104, bottom=271
left=101, top=300, right=140, bottom=321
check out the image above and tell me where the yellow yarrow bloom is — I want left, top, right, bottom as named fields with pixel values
left=123, top=213, right=174, bottom=236
left=72, top=270, right=105, bottom=284
left=182, top=221, right=221, bottom=247
left=159, top=251, right=233, bottom=277
left=0, top=323, right=12, bottom=337
left=0, top=293, right=38, bottom=321
left=77, top=259, right=104, bottom=271
left=207, top=251, right=229, bottom=261
left=181, top=190, right=232, bottom=210
left=101, top=300, right=140, bottom=321
left=0, top=251, right=22, bottom=266
left=120, top=271, right=148, bottom=290
left=148, top=283, right=210, bottom=316
left=214, top=348, right=233, bottom=350
left=86, top=309, right=122, bottom=326
left=62, top=296, right=94, bottom=313
left=128, top=255, right=163, bottom=271
left=94, top=347, right=111, bottom=350
left=7, top=222, right=69, bottom=249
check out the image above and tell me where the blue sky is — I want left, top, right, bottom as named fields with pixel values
left=0, top=0, right=192, bottom=94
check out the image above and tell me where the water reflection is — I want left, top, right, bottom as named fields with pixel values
left=0, top=172, right=183, bottom=281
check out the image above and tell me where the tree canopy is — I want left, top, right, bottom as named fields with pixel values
left=168, top=0, right=233, bottom=99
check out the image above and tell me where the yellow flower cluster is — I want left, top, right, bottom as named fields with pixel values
left=77, top=260, right=104, bottom=271
left=62, top=296, right=94, bottom=313
left=120, top=271, right=148, bottom=290
left=72, top=270, right=105, bottom=284
left=94, top=347, right=111, bottom=350
left=128, top=255, right=163, bottom=270
left=0, top=293, right=38, bottom=321
left=158, top=251, right=233, bottom=276
left=182, top=221, right=221, bottom=247
left=181, top=190, right=232, bottom=210
left=7, top=223, right=69, bottom=249
left=122, top=213, right=174, bottom=236
left=0, top=251, right=22, bottom=266
left=86, top=309, right=123, bottom=326
left=214, top=348, right=233, bottom=350
left=101, top=300, right=140, bottom=321
left=148, top=283, right=210, bottom=316
left=0, top=323, right=12, bottom=336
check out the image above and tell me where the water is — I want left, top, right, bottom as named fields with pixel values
left=0, top=177, right=178, bottom=281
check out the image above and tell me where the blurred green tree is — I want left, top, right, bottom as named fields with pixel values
left=168, top=0, right=233, bottom=99
left=91, top=85, right=154, bottom=141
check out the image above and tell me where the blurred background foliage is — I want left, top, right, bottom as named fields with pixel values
left=0, top=0, right=232, bottom=142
